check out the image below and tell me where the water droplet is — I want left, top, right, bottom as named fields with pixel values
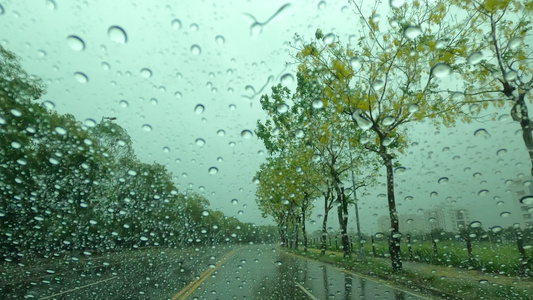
left=311, top=154, right=321, bottom=162
left=360, top=135, right=370, bottom=144
left=496, top=149, right=507, bottom=156
left=382, top=116, right=395, bottom=126
left=467, top=52, right=483, bottom=65
left=119, top=100, right=129, bottom=108
left=500, top=212, right=511, bottom=217
left=473, top=128, right=490, bottom=138
left=277, top=103, right=289, bottom=113
left=478, top=189, right=489, bottom=196
left=190, top=45, right=201, bottom=55
left=395, top=166, right=406, bottom=174
left=238, top=210, right=244, bottom=215
left=142, top=124, right=152, bottom=132
left=101, top=62, right=110, bottom=70
left=194, top=104, right=205, bottom=114
left=174, top=91, right=183, bottom=99
left=520, top=196, right=533, bottom=205
left=45, top=0, right=56, bottom=10
left=323, top=33, right=335, bottom=44
left=438, top=177, right=448, bottom=184
left=34, top=216, right=45, bottom=222
left=317, top=1, right=326, bottom=10
left=140, top=68, right=152, bottom=78
left=16, top=158, right=27, bottom=165
left=479, top=279, right=488, bottom=285
left=49, top=157, right=59, bottom=165
left=406, top=218, right=413, bottom=224
left=128, top=169, right=137, bottom=176
left=215, top=35, right=225, bottom=44
left=375, top=232, right=385, bottom=238
left=403, top=26, right=422, bottom=40
left=0, top=4, right=4, bottom=14
left=55, top=127, right=67, bottom=135
left=195, top=138, right=205, bottom=146
left=280, top=73, right=294, bottom=86
left=473, top=172, right=482, bottom=178
left=74, top=72, right=88, bottom=83
left=430, top=191, right=438, bottom=197
left=407, top=104, right=419, bottom=113
left=10, top=109, right=22, bottom=117
left=312, top=99, right=324, bottom=109
left=229, top=104, right=237, bottom=110
left=389, top=0, right=405, bottom=8
left=350, top=57, right=361, bottom=69
left=470, top=221, right=482, bottom=228
left=505, top=70, right=517, bottom=81
left=81, top=120, right=96, bottom=129
left=171, top=19, right=181, bottom=29
left=431, top=63, right=451, bottom=78
left=162, top=147, right=170, bottom=153
left=208, top=167, right=218, bottom=175
left=241, top=130, right=253, bottom=139
left=353, top=110, right=373, bottom=130
left=42, top=100, right=55, bottom=109
left=67, top=35, right=85, bottom=51
left=491, top=226, right=502, bottom=233
left=11, top=141, right=22, bottom=149
left=189, top=23, right=199, bottom=31
left=217, top=129, right=226, bottom=136
left=372, top=79, right=385, bottom=90
left=108, top=26, right=127, bottom=43
left=231, top=199, right=238, bottom=205
left=508, top=37, right=522, bottom=50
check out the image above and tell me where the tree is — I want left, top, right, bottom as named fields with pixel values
left=449, top=0, right=533, bottom=174
left=294, top=0, right=465, bottom=270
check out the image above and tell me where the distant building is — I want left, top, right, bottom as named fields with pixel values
left=507, top=177, right=533, bottom=229
left=377, top=205, right=471, bottom=234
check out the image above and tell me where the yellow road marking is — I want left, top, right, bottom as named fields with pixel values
left=172, top=247, right=241, bottom=300
left=283, top=251, right=430, bottom=300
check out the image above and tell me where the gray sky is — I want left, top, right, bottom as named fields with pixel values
left=1, top=0, right=531, bottom=234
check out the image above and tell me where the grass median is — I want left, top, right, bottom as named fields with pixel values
left=287, top=247, right=533, bottom=300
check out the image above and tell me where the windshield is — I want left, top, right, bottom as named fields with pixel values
left=1, top=0, right=532, bottom=299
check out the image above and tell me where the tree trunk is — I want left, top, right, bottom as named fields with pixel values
left=321, top=207, right=329, bottom=254
left=301, top=206, right=308, bottom=252
left=382, top=150, right=402, bottom=271
left=512, top=93, right=533, bottom=176
left=294, top=221, right=299, bottom=250
left=337, top=195, right=350, bottom=258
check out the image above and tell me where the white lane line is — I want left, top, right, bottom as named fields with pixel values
left=39, top=276, right=117, bottom=299
left=295, top=282, right=318, bottom=300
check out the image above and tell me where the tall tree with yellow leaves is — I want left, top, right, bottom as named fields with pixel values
left=294, top=0, right=466, bottom=271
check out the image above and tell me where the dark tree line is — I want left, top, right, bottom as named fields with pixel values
left=0, top=45, right=277, bottom=263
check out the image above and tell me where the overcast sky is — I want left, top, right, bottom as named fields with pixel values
left=1, top=0, right=531, bottom=234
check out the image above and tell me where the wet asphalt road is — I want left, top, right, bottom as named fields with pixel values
left=184, top=244, right=428, bottom=300
left=1, top=244, right=430, bottom=299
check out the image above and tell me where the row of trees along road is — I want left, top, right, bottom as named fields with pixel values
left=255, top=0, right=533, bottom=272
left=0, top=44, right=277, bottom=263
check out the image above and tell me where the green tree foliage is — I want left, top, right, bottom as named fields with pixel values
left=0, top=45, right=270, bottom=262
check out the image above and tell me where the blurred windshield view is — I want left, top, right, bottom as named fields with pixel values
left=1, top=0, right=533, bottom=299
